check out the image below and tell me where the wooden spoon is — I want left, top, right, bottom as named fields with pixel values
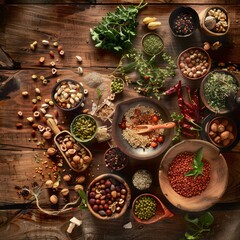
left=136, top=122, right=176, bottom=134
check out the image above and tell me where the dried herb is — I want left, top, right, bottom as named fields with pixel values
left=185, top=147, right=203, bottom=178
left=181, top=212, right=214, bottom=240
left=90, top=0, right=147, bottom=52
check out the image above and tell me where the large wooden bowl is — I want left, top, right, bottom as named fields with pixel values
left=159, top=140, right=228, bottom=212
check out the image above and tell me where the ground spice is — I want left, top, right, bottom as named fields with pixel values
left=168, top=151, right=210, bottom=197
left=142, top=33, right=164, bottom=56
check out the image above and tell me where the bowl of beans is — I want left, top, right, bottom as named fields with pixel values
left=52, top=79, right=85, bottom=111
left=132, top=193, right=173, bottom=224
left=104, top=147, right=128, bottom=171
left=159, top=139, right=228, bottom=212
left=110, top=77, right=125, bottom=94
left=87, top=173, right=131, bottom=220
left=70, top=114, right=98, bottom=145
left=201, top=114, right=239, bottom=152
left=177, top=47, right=211, bottom=80
left=200, top=70, right=239, bottom=114
left=169, top=6, right=199, bottom=37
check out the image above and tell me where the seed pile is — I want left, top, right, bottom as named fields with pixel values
left=132, top=169, right=152, bottom=190
left=168, top=151, right=211, bottom=197
left=134, top=195, right=157, bottom=220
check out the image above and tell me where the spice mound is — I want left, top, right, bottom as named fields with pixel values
left=132, top=169, right=152, bottom=191
left=168, top=151, right=210, bottom=197
left=133, top=195, right=157, bottom=220
left=104, top=147, right=128, bottom=171
left=119, top=105, right=165, bottom=149
left=142, top=33, right=164, bottom=56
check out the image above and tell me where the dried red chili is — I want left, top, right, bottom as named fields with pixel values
left=168, top=151, right=211, bottom=197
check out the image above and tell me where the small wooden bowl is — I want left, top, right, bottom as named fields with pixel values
left=177, top=47, right=211, bottom=80
left=159, top=139, right=228, bottom=212
left=87, top=174, right=131, bottom=220
left=132, top=193, right=173, bottom=224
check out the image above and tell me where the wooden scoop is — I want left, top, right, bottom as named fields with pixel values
left=47, top=118, right=92, bottom=172
left=136, top=122, right=176, bottom=134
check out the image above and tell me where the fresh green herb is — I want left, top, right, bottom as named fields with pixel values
left=97, top=87, right=102, bottom=106
left=170, top=112, right=184, bottom=142
left=78, top=189, right=88, bottom=209
left=185, top=147, right=204, bottom=178
left=113, top=48, right=176, bottom=99
left=204, top=71, right=238, bottom=112
left=90, top=0, right=147, bottom=52
left=181, top=212, right=214, bottom=240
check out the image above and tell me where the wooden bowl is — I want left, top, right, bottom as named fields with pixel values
left=141, top=33, right=164, bottom=56
left=87, top=174, right=131, bottom=220
left=159, top=139, right=228, bottom=212
left=177, top=47, right=211, bottom=80
left=132, top=193, right=173, bottom=224
left=199, top=6, right=230, bottom=36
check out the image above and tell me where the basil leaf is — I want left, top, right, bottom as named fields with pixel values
left=184, top=213, right=199, bottom=225
left=199, top=212, right=214, bottom=227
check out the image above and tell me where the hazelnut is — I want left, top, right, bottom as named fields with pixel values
left=76, top=175, right=86, bottom=184
left=63, top=174, right=72, bottom=182
left=61, top=188, right=69, bottom=196
left=45, top=180, right=54, bottom=188
left=50, top=195, right=58, bottom=204
left=83, top=155, right=92, bottom=163
left=43, top=131, right=52, bottom=140
left=74, top=184, right=84, bottom=192
left=47, top=147, right=57, bottom=156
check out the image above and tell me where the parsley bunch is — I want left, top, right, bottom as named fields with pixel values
left=90, top=0, right=147, bottom=52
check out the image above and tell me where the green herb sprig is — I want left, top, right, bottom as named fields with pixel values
left=185, top=147, right=204, bottom=178
left=113, top=48, right=176, bottom=99
left=78, top=189, right=88, bottom=209
left=181, top=212, right=214, bottom=240
left=90, top=0, right=147, bottom=52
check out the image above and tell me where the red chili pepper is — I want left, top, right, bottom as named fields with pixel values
left=181, top=128, right=197, bottom=138
left=163, top=81, right=181, bottom=95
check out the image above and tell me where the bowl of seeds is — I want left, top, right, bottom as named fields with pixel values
left=70, top=114, right=98, bottom=145
left=169, top=6, right=199, bottom=37
left=132, top=193, right=173, bottom=224
left=200, top=70, right=239, bottom=114
left=177, top=47, right=211, bottom=80
left=159, top=139, right=228, bottom=212
left=110, top=77, right=125, bottom=94
left=52, top=79, right=85, bottom=111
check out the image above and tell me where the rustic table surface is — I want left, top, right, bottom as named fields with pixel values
left=0, top=0, right=240, bottom=239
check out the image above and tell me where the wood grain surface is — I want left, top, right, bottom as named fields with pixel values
left=0, top=1, right=240, bottom=239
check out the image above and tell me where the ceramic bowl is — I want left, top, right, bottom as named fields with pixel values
left=132, top=193, right=173, bottom=224
left=169, top=6, right=199, bottom=37
left=177, top=47, right=211, bottom=80
left=159, top=139, right=228, bottom=212
left=87, top=174, right=131, bottom=220
left=70, top=114, right=98, bottom=145
left=141, top=33, right=164, bottom=56
left=200, top=114, right=240, bottom=152
left=200, top=70, right=239, bottom=114
left=51, top=79, right=84, bottom=111
left=111, top=97, right=175, bottom=160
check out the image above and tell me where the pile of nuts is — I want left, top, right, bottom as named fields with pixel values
left=208, top=117, right=235, bottom=147
left=204, top=8, right=228, bottom=33
left=178, top=48, right=210, bottom=79
left=56, top=133, right=92, bottom=171
left=88, top=176, right=129, bottom=217
left=53, top=80, right=84, bottom=110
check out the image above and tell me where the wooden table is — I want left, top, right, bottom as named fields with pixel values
left=0, top=1, right=240, bottom=239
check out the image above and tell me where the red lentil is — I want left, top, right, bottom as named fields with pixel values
left=168, top=151, right=210, bottom=197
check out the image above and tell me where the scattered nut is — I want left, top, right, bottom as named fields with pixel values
left=74, top=184, right=84, bottom=192
left=49, top=50, right=55, bottom=58
left=22, top=91, right=29, bottom=97
left=47, top=147, right=57, bottom=156
left=33, top=111, right=40, bottom=118
left=42, top=40, right=50, bottom=46
left=76, top=56, right=82, bottom=63
left=27, top=117, right=34, bottom=123
left=43, top=131, right=52, bottom=140
left=61, top=188, right=69, bottom=196
left=49, top=195, right=58, bottom=204
left=45, top=180, right=54, bottom=188
left=75, top=175, right=86, bottom=184
left=63, top=174, right=72, bottom=182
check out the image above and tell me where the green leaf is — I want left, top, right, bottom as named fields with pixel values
left=78, top=189, right=88, bottom=209
left=185, top=147, right=204, bottom=178
left=185, top=232, right=196, bottom=240
left=184, top=214, right=199, bottom=226
left=199, top=212, right=214, bottom=227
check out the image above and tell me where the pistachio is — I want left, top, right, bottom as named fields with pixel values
left=53, top=41, right=58, bottom=47
left=32, top=74, right=38, bottom=80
